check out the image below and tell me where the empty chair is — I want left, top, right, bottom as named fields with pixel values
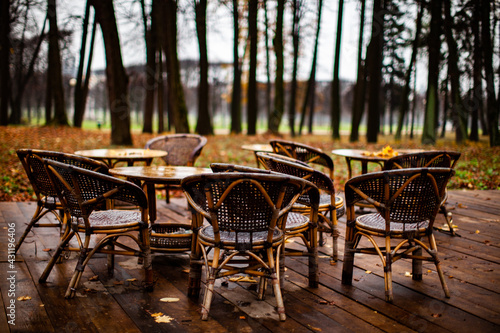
left=15, top=149, right=109, bottom=253
left=182, top=172, right=310, bottom=321
left=342, top=168, right=455, bottom=302
left=385, top=150, right=461, bottom=235
left=145, top=133, right=207, bottom=202
left=210, top=163, right=320, bottom=288
left=39, top=160, right=153, bottom=298
left=269, top=139, right=334, bottom=178
left=256, top=152, right=344, bottom=261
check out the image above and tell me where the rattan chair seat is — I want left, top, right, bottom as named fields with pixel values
left=74, top=210, right=142, bottom=229
left=286, top=212, right=310, bottom=232
left=356, top=213, right=429, bottom=234
left=198, top=225, right=283, bottom=247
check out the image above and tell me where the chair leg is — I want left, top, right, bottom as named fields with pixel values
left=65, top=236, right=92, bottom=299
left=258, top=276, right=267, bottom=300
left=429, top=234, right=450, bottom=298
left=412, top=246, right=423, bottom=281
left=15, top=205, right=47, bottom=254
left=39, top=230, right=75, bottom=283
left=331, top=209, right=338, bottom=262
left=341, top=231, right=356, bottom=285
left=201, top=248, right=220, bottom=320
left=309, top=228, right=319, bottom=288
left=107, top=243, right=115, bottom=277
left=267, top=248, right=286, bottom=321
left=384, top=237, right=394, bottom=302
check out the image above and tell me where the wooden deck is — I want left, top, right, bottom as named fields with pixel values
left=1, top=190, right=499, bottom=332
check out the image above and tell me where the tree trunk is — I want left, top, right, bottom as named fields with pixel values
left=395, top=0, right=422, bottom=141
left=231, top=0, right=242, bottom=134
left=159, top=0, right=190, bottom=133
left=247, top=0, right=258, bottom=135
left=73, top=2, right=91, bottom=128
left=481, top=0, right=499, bottom=146
left=91, top=0, right=132, bottom=145
left=299, top=0, right=323, bottom=136
left=469, top=0, right=482, bottom=142
left=264, top=0, right=272, bottom=121
left=331, top=0, right=344, bottom=140
left=443, top=0, right=467, bottom=143
left=268, top=0, right=285, bottom=134
left=195, top=0, right=213, bottom=135
left=0, top=0, right=11, bottom=125
left=366, top=0, right=384, bottom=143
left=289, top=0, right=301, bottom=137
left=349, top=0, right=366, bottom=142
left=422, top=0, right=442, bottom=144
left=47, top=0, right=68, bottom=126
left=141, top=0, right=156, bottom=133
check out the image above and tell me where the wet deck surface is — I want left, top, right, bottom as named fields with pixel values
left=1, top=189, right=499, bottom=332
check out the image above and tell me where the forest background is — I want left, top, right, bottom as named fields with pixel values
left=0, top=0, right=499, bottom=200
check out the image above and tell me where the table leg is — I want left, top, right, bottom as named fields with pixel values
left=145, top=182, right=157, bottom=223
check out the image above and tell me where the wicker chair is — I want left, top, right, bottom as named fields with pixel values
left=15, top=149, right=109, bottom=253
left=145, top=133, right=207, bottom=203
left=210, top=163, right=320, bottom=288
left=256, top=152, right=345, bottom=261
left=269, top=139, right=334, bottom=178
left=385, top=150, right=461, bottom=236
left=182, top=172, right=310, bottom=321
left=39, top=160, right=153, bottom=298
left=342, top=168, right=455, bottom=302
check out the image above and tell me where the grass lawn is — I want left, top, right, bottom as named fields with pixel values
left=1, top=125, right=498, bottom=201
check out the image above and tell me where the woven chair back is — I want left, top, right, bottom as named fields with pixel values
left=44, top=160, right=147, bottom=219
left=345, top=168, right=454, bottom=227
left=145, top=134, right=207, bottom=166
left=17, top=149, right=108, bottom=201
left=385, top=151, right=461, bottom=170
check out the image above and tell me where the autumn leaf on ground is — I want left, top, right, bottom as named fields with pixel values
left=89, top=275, right=99, bottom=281
left=126, top=278, right=137, bottom=282
left=42, top=248, right=51, bottom=252
left=365, top=270, right=372, bottom=274
left=431, top=313, right=442, bottom=318
left=160, top=297, right=180, bottom=303
left=17, top=296, right=31, bottom=301
left=404, top=272, right=412, bottom=277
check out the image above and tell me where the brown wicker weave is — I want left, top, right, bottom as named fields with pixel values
left=385, top=150, right=461, bottom=236
left=182, top=172, right=310, bottom=321
left=269, top=139, right=335, bottom=178
left=39, top=160, right=153, bottom=298
left=15, top=149, right=109, bottom=253
left=342, top=167, right=454, bottom=302
left=256, top=152, right=345, bottom=261
left=145, top=133, right=207, bottom=203
left=210, top=163, right=320, bottom=288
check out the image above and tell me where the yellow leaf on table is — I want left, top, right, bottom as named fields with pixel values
left=160, top=297, right=180, bottom=303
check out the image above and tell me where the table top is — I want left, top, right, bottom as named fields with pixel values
left=109, top=165, right=212, bottom=184
left=241, top=144, right=273, bottom=152
left=332, top=148, right=423, bottom=161
left=75, top=148, right=167, bottom=160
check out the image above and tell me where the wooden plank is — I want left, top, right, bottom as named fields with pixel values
left=0, top=262, right=54, bottom=332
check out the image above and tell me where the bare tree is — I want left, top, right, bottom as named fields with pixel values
left=195, top=0, right=213, bottom=135
left=247, top=0, right=258, bottom=135
left=90, top=0, right=132, bottom=145
left=331, top=0, right=344, bottom=140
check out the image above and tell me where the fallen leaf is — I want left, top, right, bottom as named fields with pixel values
left=404, top=272, right=412, bottom=277
left=319, top=300, right=328, bottom=304
left=239, top=316, right=246, bottom=320
left=160, top=297, right=180, bottom=303
left=89, top=275, right=99, bottom=281
left=42, top=248, right=51, bottom=252
left=431, top=313, right=442, bottom=318
left=113, top=280, right=124, bottom=285
left=155, top=315, right=174, bottom=323
left=458, top=203, right=468, bottom=208
left=17, top=296, right=31, bottom=301
left=307, top=325, right=322, bottom=331
left=427, top=270, right=432, bottom=273
left=151, top=312, right=163, bottom=318
left=475, top=230, right=480, bottom=234
left=365, top=270, right=372, bottom=274
left=126, top=278, right=137, bottom=282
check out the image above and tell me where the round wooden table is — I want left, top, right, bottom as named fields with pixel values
left=109, top=166, right=212, bottom=253
left=241, top=144, right=273, bottom=167
left=109, top=166, right=211, bottom=223
left=75, top=148, right=167, bottom=168
left=332, top=149, right=423, bottom=179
